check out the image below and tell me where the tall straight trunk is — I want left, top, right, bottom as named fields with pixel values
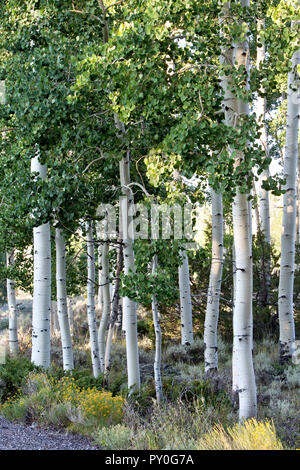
left=55, top=228, right=74, bottom=370
left=220, top=0, right=257, bottom=420
left=31, top=155, right=51, bottom=368
left=257, top=18, right=271, bottom=306
left=98, top=2, right=139, bottom=386
left=151, top=255, right=164, bottom=404
left=219, top=11, right=239, bottom=402
left=296, top=149, right=300, bottom=244
left=104, top=238, right=123, bottom=380
left=278, top=41, right=300, bottom=363
left=98, top=215, right=111, bottom=373
left=96, top=223, right=103, bottom=313
left=6, top=252, right=18, bottom=356
left=204, top=188, right=223, bottom=375
left=86, top=221, right=101, bottom=377
left=178, top=249, right=193, bottom=345
left=120, top=153, right=140, bottom=391
left=232, top=244, right=239, bottom=406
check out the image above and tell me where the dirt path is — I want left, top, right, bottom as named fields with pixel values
left=0, top=415, right=99, bottom=450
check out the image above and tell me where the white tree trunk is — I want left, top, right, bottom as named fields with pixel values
left=104, top=239, right=123, bottom=379
left=96, top=224, right=103, bottom=312
left=220, top=0, right=257, bottom=420
left=151, top=255, right=164, bottom=404
left=257, top=18, right=271, bottom=306
left=232, top=242, right=239, bottom=404
left=67, top=297, right=74, bottom=334
left=51, top=300, right=59, bottom=334
left=31, top=155, right=51, bottom=368
left=204, top=188, right=223, bottom=375
left=178, top=250, right=193, bottom=345
left=120, top=154, right=140, bottom=391
left=278, top=43, right=300, bottom=362
left=296, top=150, right=300, bottom=244
left=232, top=192, right=257, bottom=420
left=6, top=252, right=18, bottom=356
left=55, top=228, right=74, bottom=370
left=86, top=221, right=101, bottom=377
left=98, top=216, right=111, bottom=373
left=257, top=20, right=271, bottom=244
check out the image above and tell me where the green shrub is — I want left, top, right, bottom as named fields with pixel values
left=0, top=318, right=9, bottom=331
left=0, top=395, right=30, bottom=422
left=164, top=339, right=205, bottom=364
left=93, top=424, right=132, bottom=450
left=0, top=356, right=38, bottom=402
left=137, top=319, right=151, bottom=336
left=46, top=366, right=105, bottom=391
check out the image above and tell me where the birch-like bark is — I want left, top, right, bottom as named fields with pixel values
left=67, top=297, right=74, bottom=334
left=6, top=252, right=18, bottom=356
left=97, top=236, right=103, bottom=312
left=178, top=249, right=193, bottom=345
left=278, top=41, right=300, bottom=363
left=232, top=242, right=238, bottom=405
left=220, top=0, right=257, bottom=420
left=31, top=155, right=51, bottom=368
left=104, top=239, right=123, bottom=379
left=120, top=154, right=140, bottom=391
left=296, top=149, right=300, bottom=244
left=55, top=228, right=74, bottom=370
left=97, top=4, right=139, bottom=388
left=98, top=215, right=111, bottom=373
left=257, top=18, right=271, bottom=306
left=204, top=188, right=223, bottom=375
left=86, top=221, right=101, bottom=377
left=151, top=255, right=164, bottom=404
left=51, top=300, right=59, bottom=334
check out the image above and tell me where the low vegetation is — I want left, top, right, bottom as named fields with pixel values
left=0, top=316, right=298, bottom=449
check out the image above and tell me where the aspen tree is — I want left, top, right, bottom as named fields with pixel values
left=178, top=249, right=194, bottom=345
left=97, top=0, right=140, bottom=389
left=204, top=187, right=223, bottom=375
left=55, top=228, right=74, bottom=370
left=220, top=0, right=257, bottom=420
left=6, top=252, right=18, bottom=356
left=86, top=221, right=101, bottom=377
left=120, top=154, right=140, bottom=391
left=257, top=18, right=271, bottom=305
left=98, top=214, right=111, bottom=372
left=151, top=255, right=164, bottom=404
left=278, top=27, right=300, bottom=362
left=104, top=239, right=123, bottom=380
left=31, top=155, right=51, bottom=368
